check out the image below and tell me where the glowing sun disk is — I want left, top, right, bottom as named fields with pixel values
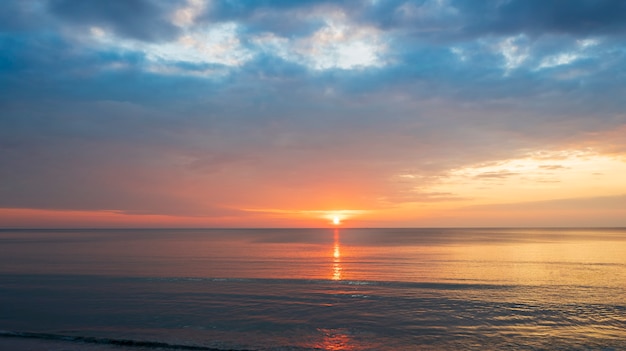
left=333, top=216, right=341, bottom=225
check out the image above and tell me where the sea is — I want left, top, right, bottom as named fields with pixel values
left=0, top=228, right=625, bottom=351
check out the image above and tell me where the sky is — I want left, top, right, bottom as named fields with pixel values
left=1, top=0, right=626, bottom=228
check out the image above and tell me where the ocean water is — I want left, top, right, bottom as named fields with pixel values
left=0, top=228, right=625, bottom=350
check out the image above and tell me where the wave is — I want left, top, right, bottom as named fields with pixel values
left=7, top=273, right=616, bottom=292
left=140, top=276, right=514, bottom=290
left=0, top=330, right=255, bottom=351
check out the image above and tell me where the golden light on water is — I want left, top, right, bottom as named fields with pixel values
left=316, top=328, right=353, bottom=351
left=332, top=229, right=342, bottom=281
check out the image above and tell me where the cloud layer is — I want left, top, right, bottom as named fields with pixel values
left=1, top=0, right=625, bottom=226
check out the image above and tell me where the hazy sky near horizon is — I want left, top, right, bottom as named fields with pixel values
left=1, top=0, right=626, bottom=227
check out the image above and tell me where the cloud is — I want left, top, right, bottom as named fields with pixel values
left=474, top=171, right=519, bottom=180
left=272, top=18, right=388, bottom=70
left=87, top=21, right=255, bottom=71
left=538, top=165, right=567, bottom=171
left=457, top=0, right=626, bottom=37
left=47, top=0, right=182, bottom=42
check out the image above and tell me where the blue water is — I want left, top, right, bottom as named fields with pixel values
left=0, top=228, right=625, bottom=350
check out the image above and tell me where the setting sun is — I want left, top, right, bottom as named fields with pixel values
left=332, top=216, right=341, bottom=225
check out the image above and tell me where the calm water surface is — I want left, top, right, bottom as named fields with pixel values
left=0, top=228, right=625, bottom=350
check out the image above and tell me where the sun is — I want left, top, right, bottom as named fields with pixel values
left=332, top=216, right=341, bottom=225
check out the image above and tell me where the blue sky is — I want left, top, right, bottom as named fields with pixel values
left=1, top=0, right=626, bottom=227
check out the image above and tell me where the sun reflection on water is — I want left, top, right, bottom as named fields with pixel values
left=316, top=328, right=353, bottom=351
left=332, top=229, right=342, bottom=281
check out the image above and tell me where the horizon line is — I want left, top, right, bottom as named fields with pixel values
left=2, top=226, right=625, bottom=230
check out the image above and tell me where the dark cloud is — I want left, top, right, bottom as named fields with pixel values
left=200, top=0, right=332, bottom=37
left=40, top=0, right=626, bottom=45
left=305, top=0, right=626, bottom=43
left=201, top=0, right=340, bottom=21
left=456, top=0, right=626, bottom=37
left=47, top=0, right=182, bottom=42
